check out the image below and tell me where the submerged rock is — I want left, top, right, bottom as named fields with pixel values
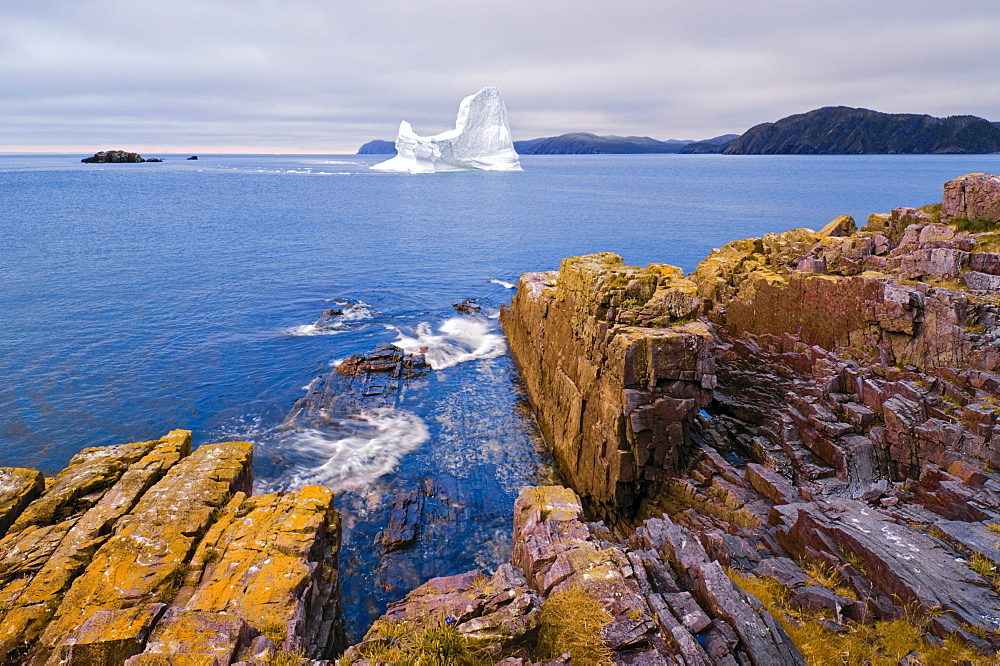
left=454, top=299, right=483, bottom=314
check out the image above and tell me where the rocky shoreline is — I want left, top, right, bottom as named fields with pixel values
left=0, top=432, right=342, bottom=664
left=342, top=172, right=1000, bottom=664
left=8, top=173, right=1000, bottom=663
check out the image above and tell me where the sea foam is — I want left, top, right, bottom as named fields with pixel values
left=284, top=300, right=373, bottom=336
left=280, top=408, right=429, bottom=492
left=389, top=316, right=507, bottom=369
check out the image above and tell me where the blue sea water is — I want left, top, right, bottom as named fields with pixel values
left=4, top=151, right=1000, bottom=637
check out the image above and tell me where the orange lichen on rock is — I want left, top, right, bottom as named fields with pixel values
left=32, top=438, right=252, bottom=663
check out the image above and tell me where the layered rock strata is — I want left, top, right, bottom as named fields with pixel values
left=0, top=432, right=343, bottom=664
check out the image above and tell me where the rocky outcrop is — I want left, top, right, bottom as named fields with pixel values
left=498, top=174, right=1000, bottom=660
left=0, top=432, right=343, bottom=664
left=0, top=468, right=44, bottom=538
left=81, top=151, right=162, bottom=163
left=501, top=256, right=715, bottom=521
left=506, top=175, right=1000, bottom=516
left=943, top=172, right=1000, bottom=225
left=342, top=565, right=542, bottom=663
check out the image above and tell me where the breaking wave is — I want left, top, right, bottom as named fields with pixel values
left=389, top=317, right=507, bottom=369
left=278, top=408, right=429, bottom=492
left=284, top=300, right=373, bottom=336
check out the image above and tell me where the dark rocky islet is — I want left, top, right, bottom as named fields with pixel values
left=81, top=150, right=162, bottom=163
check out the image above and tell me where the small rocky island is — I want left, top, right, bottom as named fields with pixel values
left=9, top=173, right=1000, bottom=664
left=81, top=150, right=162, bottom=163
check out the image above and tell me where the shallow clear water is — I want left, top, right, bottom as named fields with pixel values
left=4, top=151, right=1000, bottom=637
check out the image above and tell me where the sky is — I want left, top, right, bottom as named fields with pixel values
left=2, top=0, right=1000, bottom=154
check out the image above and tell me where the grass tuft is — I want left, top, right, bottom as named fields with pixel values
left=156, top=563, right=190, bottom=604
left=260, top=621, right=288, bottom=647
left=952, top=215, right=1000, bottom=233
left=353, top=619, right=488, bottom=665
left=803, top=561, right=857, bottom=601
left=842, top=550, right=868, bottom=576
left=535, top=586, right=614, bottom=665
left=726, top=568, right=995, bottom=665
left=919, top=203, right=942, bottom=224
left=267, top=648, right=306, bottom=665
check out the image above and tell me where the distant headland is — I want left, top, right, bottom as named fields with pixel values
left=359, top=106, right=1000, bottom=156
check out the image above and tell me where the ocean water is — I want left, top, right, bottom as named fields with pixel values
left=4, top=152, right=1000, bottom=637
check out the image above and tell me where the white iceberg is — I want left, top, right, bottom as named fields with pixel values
left=372, top=86, right=522, bottom=173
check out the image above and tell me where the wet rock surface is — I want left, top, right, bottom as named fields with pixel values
left=286, top=343, right=428, bottom=421
left=0, top=432, right=343, bottom=664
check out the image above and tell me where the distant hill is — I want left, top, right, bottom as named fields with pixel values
left=677, top=134, right=740, bottom=154
left=725, top=107, right=1000, bottom=154
left=357, top=140, right=396, bottom=154
left=358, top=108, right=1000, bottom=157
left=512, top=133, right=693, bottom=155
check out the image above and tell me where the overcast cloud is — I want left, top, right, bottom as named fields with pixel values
left=2, top=0, right=999, bottom=153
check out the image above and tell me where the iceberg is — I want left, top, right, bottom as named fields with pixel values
left=372, top=86, right=522, bottom=173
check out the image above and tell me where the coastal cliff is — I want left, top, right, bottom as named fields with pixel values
left=503, top=173, right=1000, bottom=518
left=500, top=256, right=716, bottom=520
left=0, top=432, right=343, bottom=664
